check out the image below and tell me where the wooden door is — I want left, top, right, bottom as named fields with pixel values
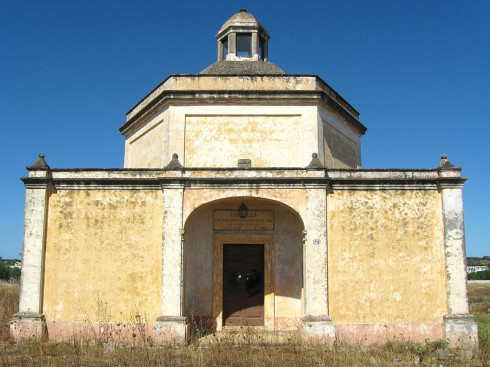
left=223, top=244, right=264, bottom=326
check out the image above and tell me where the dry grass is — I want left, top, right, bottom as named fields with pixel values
left=0, top=282, right=488, bottom=366
left=468, top=282, right=490, bottom=314
left=0, top=281, right=19, bottom=322
left=469, top=282, right=490, bottom=354
left=1, top=336, right=487, bottom=367
left=0, top=281, right=19, bottom=341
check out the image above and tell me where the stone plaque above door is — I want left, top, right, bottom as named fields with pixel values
left=214, top=210, right=274, bottom=231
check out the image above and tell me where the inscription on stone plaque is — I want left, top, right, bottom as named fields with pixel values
left=214, top=210, right=274, bottom=231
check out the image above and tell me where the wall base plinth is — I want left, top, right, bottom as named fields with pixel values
left=10, top=312, right=46, bottom=340
left=298, top=316, right=336, bottom=342
left=154, top=316, right=190, bottom=345
left=444, top=314, right=478, bottom=349
left=335, top=322, right=444, bottom=345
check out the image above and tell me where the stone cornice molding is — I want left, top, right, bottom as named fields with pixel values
left=119, top=89, right=366, bottom=136
left=24, top=174, right=467, bottom=191
left=120, top=74, right=366, bottom=136
left=23, top=167, right=466, bottom=191
left=22, top=177, right=53, bottom=189
left=126, top=75, right=359, bottom=116
left=437, top=181, right=466, bottom=190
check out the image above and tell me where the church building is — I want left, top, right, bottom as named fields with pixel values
left=12, top=10, right=477, bottom=347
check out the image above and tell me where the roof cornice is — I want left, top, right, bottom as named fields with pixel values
left=120, top=75, right=366, bottom=136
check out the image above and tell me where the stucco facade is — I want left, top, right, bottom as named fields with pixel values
left=121, top=78, right=364, bottom=170
left=12, top=9, right=477, bottom=348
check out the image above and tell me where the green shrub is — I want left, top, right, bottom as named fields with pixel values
left=0, top=261, right=20, bottom=281
left=0, top=262, right=10, bottom=280
left=468, top=270, right=490, bottom=280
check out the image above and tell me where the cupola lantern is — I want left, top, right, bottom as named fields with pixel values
left=216, top=9, right=270, bottom=62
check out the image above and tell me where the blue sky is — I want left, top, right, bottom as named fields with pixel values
left=1, top=0, right=489, bottom=258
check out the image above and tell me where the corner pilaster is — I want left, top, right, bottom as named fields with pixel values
left=155, top=174, right=189, bottom=344
left=11, top=153, right=52, bottom=340
left=437, top=154, right=478, bottom=348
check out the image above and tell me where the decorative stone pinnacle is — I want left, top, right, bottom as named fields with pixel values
left=27, top=152, right=50, bottom=170
left=438, top=153, right=455, bottom=170
left=165, top=153, right=183, bottom=170
left=306, top=152, right=324, bottom=169
left=240, top=8, right=247, bottom=12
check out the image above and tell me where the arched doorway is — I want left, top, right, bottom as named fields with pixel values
left=183, top=196, right=304, bottom=332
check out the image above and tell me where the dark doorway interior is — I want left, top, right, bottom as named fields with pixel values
left=223, top=244, right=264, bottom=326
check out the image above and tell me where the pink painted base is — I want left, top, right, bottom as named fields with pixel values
left=11, top=319, right=446, bottom=346
left=274, top=317, right=299, bottom=330
left=35, top=321, right=155, bottom=345
left=335, top=322, right=445, bottom=345
left=43, top=321, right=188, bottom=345
left=10, top=320, right=46, bottom=341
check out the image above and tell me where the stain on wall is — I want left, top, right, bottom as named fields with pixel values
left=127, top=117, right=167, bottom=168
left=185, top=115, right=301, bottom=167
left=323, top=120, right=358, bottom=168
left=41, top=185, right=444, bottom=329
left=126, top=77, right=319, bottom=122
left=327, top=190, right=446, bottom=323
left=183, top=188, right=307, bottom=225
left=43, top=189, right=163, bottom=323
left=183, top=205, right=214, bottom=316
left=273, top=209, right=302, bottom=317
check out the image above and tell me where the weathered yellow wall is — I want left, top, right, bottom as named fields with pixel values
left=323, top=120, right=358, bottom=168
left=185, top=115, right=302, bottom=167
left=327, top=190, right=446, bottom=323
left=43, top=189, right=163, bottom=323
left=127, top=116, right=167, bottom=168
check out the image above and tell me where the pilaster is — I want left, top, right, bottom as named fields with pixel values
left=437, top=155, right=478, bottom=348
left=155, top=177, right=189, bottom=344
left=11, top=154, right=51, bottom=340
left=217, top=40, right=223, bottom=61
left=299, top=181, right=335, bottom=340
left=228, top=33, right=236, bottom=58
left=251, top=32, right=258, bottom=58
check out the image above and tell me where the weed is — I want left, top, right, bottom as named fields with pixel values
left=1, top=282, right=489, bottom=366
left=0, top=280, right=19, bottom=323
left=476, top=315, right=490, bottom=351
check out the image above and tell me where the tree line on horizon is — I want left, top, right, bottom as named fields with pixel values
left=0, top=257, right=21, bottom=281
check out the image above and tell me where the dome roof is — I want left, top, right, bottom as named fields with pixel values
left=200, top=61, right=285, bottom=75
left=217, top=9, right=267, bottom=38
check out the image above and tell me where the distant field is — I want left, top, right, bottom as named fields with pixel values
left=0, top=282, right=488, bottom=366
left=468, top=282, right=490, bottom=314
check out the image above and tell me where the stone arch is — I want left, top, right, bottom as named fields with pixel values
left=183, top=194, right=305, bottom=332
left=183, top=189, right=306, bottom=228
